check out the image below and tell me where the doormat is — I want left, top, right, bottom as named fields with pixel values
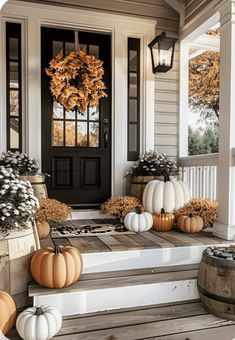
left=50, top=219, right=134, bottom=237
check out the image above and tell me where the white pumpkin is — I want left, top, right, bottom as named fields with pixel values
left=124, top=208, right=153, bottom=232
left=16, top=305, right=62, bottom=340
left=142, top=179, right=190, bottom=213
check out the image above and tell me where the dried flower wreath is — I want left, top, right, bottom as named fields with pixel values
left=46, top=49, right=107, bottom=112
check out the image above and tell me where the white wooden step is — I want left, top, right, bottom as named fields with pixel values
left=28, top=264, right=200, bottom=316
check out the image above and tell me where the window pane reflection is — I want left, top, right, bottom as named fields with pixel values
left=89, top=122, right=99, bottom=147
left=89, top=105, right=99, bottom=121
left=77, top=122, right=87, bottom=146
left=10, top=90, right=19, bottom=116
left=53, top=101, right=64, bottom=119
left=10, top=118, right=19, bottom=149
left=53, top=120, right=64, bottom=146
left=10, top=62, right=19, bottom=88
left=65, top=121, right=75, bottom=146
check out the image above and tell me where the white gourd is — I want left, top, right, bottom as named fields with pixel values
left=142, top=179, right=190, bottom=213
left=16, top=305, right=62, bottom=340
left=124, top=208, right=153, bottom=232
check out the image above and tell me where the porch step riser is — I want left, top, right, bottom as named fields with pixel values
left=33, top=279, right=199, bottom=316
left=82, top=244, right=228, bottom=274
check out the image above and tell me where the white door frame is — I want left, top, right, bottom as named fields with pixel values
left=0, top=0, right=155, bottom=197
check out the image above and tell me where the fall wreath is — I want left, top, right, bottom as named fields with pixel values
left=46, top=49, right=107, bottom=112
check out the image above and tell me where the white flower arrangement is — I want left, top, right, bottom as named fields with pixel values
left=0, top=166, right=39, bottom=232
left=0, top=151, right=39, bottom=175
left=130, top=150, right=179, bottom=177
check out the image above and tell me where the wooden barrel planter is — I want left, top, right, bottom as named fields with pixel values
left=19, top=174, right=48, bottom=201
left=198, top=246, right=235, bottom=320
left=130, top=176, right=164, bottom=200
left=0, top=224, right=40, bottom=296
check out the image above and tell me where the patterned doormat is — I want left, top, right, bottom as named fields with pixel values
left=50, top=219, right=134, bottom=237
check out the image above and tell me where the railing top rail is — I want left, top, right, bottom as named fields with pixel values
left=178, top=153, right=219, bottom=167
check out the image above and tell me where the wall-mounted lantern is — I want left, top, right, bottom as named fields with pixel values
left=148, top=32, right=177, bottom=73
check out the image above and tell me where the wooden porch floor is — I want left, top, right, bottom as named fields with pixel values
left=9, top=300, right=235, bottom=340
left=41, top=219, right=230, bottom=252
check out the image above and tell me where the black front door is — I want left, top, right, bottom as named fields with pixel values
left=41, top=27, right=111, bottom=207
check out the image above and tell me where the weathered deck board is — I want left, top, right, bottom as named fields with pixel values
left=56, top=302, right=207, bottom=336
left=141, top=230, right=175, bottom=248
left=68, top=237, right=94, bottom=253
left=39, top=235, right=54, bottom=248
left=53, top=238, right=71, bottom=247
left=53, top=313, right=235, bottom=340
left=128, top=233, right=159, bottom=249
left=152, top=230, right=205, bottom=246
left=29, top=267, right=198, bottom=297
left=43, top=223, right=230, bottom=253
left=97, top=235, right=128, bottom=251
left=82, top=236, right=111, bottom=252
left=112, top=235, right=144, bottom=250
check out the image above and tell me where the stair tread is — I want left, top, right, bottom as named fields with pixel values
left=28, top=264, right=199, bottom=297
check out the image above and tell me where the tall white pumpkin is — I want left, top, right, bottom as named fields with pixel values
left=142, top=180, right=190, bottom=213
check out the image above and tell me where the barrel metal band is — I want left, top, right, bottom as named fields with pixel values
left=198, top=285, right=235, bottom=304
left=202, top=253, right=235, bottom=269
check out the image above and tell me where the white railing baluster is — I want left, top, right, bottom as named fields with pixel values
left=178, top=154, right=218, bottom=200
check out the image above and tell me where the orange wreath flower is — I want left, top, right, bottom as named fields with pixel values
left=46, top=49, right=107, bottom=112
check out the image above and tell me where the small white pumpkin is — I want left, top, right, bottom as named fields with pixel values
left=124, top=207, right=153, bottom=232
left=143, top=177, right=190, bottom=213
left=16, top=305, right=62, bottom=340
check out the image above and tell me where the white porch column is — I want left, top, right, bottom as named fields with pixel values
left=213, top=0, right=235, bottom=240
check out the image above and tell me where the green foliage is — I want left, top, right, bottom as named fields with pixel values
left=188, top=125, right=219, bottom=155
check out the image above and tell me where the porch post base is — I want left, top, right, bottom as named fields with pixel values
left=213, top=222, right=235, bottom=241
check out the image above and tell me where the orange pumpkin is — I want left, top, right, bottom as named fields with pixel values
left=36, top=221, right=50, bottom=240
left=178, top=214, right=203, bottom=233
left=0, top=291, right=16, bottom=336
left=152, top=208, right=175, bottom=231
left=30, top=245, right=83, bottom=289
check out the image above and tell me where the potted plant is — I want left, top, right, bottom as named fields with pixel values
left=0, top=165, right=40, bottom=295
left=0, top=151, right=47, bottom=201
left=100, top=196, right=143, bottom=220
left=35, top=198, right=71, bottom=239
left=126, top=150, right=179, bottom=200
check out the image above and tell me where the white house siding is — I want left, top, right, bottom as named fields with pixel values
left=154, top=45, right=179, bottom=160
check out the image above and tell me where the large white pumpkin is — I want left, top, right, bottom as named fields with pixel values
left=124, top=209, right=153, bottom=232
left=16, top=305, right=62, bottom=340
left=142, top=180, right=190, bottom=213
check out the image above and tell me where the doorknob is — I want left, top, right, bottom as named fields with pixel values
left=103, top=118, right=109, bottom=148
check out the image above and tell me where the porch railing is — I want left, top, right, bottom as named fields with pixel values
left=178, top=154, right=218, bottom=200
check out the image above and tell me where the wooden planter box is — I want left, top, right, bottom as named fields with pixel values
left=0, top=224, right=40, bottom=296
left=130, top=175, right=165, bottom=201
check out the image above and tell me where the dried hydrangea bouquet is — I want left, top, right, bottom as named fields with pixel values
left=0, top=166, right=39, bottom=235
left=127, top=150, right=179, bottom=200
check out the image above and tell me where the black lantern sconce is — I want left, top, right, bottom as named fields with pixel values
left=148, top=32, right=177, bottom=73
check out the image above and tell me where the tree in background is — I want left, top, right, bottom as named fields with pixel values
left=188, top=29, right=220, bottom=155
left=189, top=51, right=220, bottom=121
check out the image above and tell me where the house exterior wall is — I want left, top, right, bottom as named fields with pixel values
left=17, top=0, right=180, bottom=160
left=185, top=0, right=214, bottom=24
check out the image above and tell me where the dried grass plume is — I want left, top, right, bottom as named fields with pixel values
left=101, top=196, right=143, bottom=218
left=36, top=198, right=71, bottom=222
left=174, top=199, right=218, bottom=228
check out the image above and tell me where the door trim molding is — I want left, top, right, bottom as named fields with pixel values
left=0, top=0, right=155, bottom=197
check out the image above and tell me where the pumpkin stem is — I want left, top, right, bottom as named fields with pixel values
left=163, top=173, right=170, bottom=182
left=161, top=208, right=166, bottom=214
left=135, top=206, right=142, bottom=214
left=35, top=307, right=44, bottom=316
left=54, top=245, right=62, bottom=254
